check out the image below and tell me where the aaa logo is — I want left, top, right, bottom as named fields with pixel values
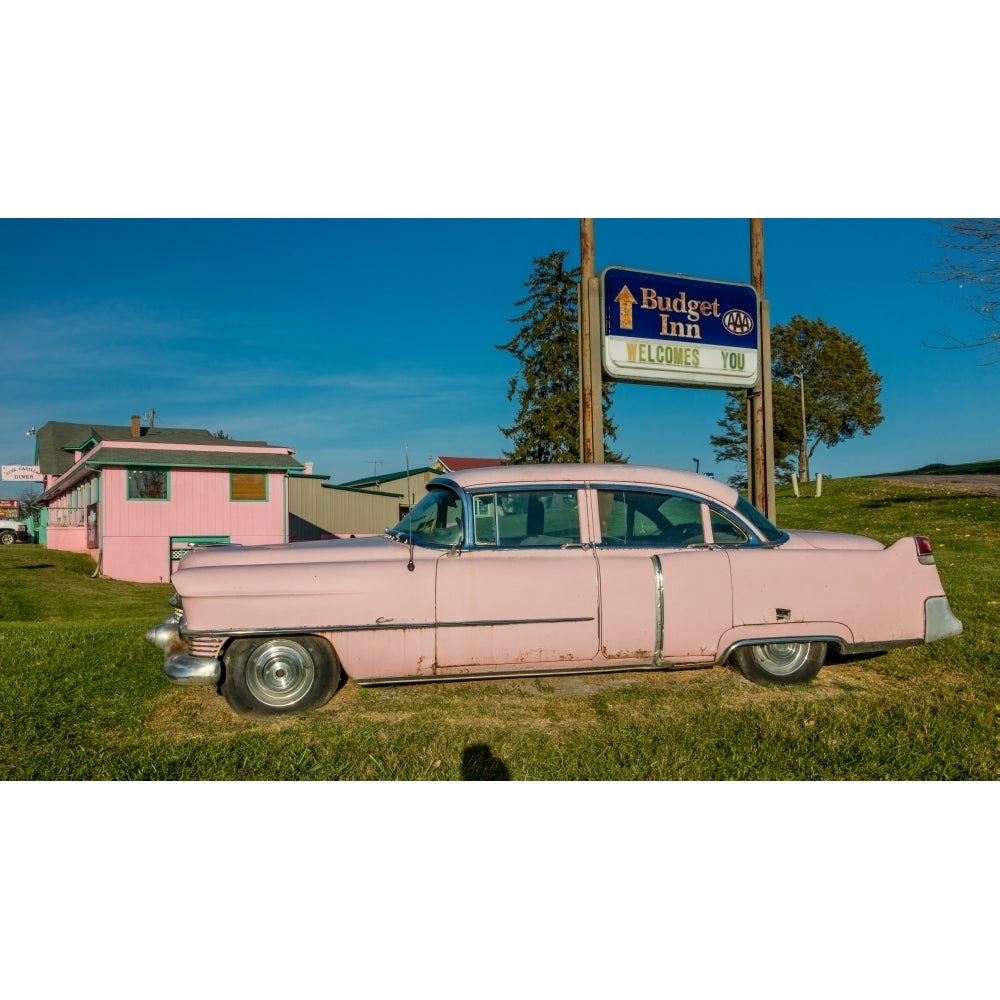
left=722, top=309, right=754, bottom=336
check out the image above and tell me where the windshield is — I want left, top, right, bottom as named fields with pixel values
left=387, top=486, right=464, bottom=548
left=735, top=495, right=786, bottom=544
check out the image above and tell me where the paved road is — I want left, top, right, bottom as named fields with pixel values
left=872, top=474, right=1000, bottom=496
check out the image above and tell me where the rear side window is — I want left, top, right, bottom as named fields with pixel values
left=596, top=490, right=705, bottom=547
left=708, top=508, right=750, bottom=545
left=734, top=496, right=785, bottom=543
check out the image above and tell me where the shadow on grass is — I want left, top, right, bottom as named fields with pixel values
left=15, top=564, right=56, bottom=570
left=860, top=495, right=971, bottom=508
left=461, top=744, right=510, bottom=780
left=826, top=649, right=887, bottom=665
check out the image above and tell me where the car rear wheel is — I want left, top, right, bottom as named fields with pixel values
left=222, top=635, right=341, bottom=716
left=731, top=640, right=826, bottom=685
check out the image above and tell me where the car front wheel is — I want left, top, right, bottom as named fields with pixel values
left=731, top=640, right=826, bottom=685
left=0, top=531, right=16, bottom=545
left=222, top=635, right=341, bottom=716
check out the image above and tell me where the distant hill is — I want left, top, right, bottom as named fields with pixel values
left=873, top=459, right=1000, bottom=477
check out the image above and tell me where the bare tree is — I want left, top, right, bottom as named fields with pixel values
left=18, top=486, right=42, bottom=519
left=931, top=219, right=1000, bottom=364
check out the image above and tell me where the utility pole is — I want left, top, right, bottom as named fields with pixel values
left=748, top=220, right=775, bottom=520
left=578, top=219, right=603, bottom=464
left=794, top=371, right=809, bottom=483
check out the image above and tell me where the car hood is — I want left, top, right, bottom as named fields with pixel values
left=780, top=529, right=885, bottom=551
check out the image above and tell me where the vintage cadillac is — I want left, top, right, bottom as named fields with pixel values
left=145, top=464, right=963, bottom=716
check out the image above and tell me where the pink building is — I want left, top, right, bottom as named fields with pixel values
left=34, top=417, right=302, bottom=583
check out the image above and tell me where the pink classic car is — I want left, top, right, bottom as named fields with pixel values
left=145, top=464, right=962, bottom=716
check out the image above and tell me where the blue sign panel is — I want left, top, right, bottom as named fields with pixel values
left=601, top=266, right=760, bottom=389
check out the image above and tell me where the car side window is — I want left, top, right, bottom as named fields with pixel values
left=596, top=489, right=705, bottom=548
left=708, top=508, right=751, bottom=546
left=473, top=490, right=581, bottom=548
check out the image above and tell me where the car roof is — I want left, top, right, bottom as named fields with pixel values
left=430, top=463, right=740, bottom=506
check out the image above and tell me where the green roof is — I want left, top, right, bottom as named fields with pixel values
left=35, top=421, right=279, bottom=475
left=38, top=446, right=302, bottom=501
left=321, top=482, right=403, bottom=498
left=85, top=448, right=303, bottom=471
left=338, top=466, right=437, bottom=488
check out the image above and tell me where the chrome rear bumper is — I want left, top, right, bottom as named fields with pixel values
left=925, top=596, right=963, bottom=643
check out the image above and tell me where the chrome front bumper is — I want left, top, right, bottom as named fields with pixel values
left=144, top=616, right=223, bottom=686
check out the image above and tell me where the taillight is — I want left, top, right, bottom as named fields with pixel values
left=915, top=536, right=935, bottom=565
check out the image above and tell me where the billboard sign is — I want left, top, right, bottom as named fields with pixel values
left=601, top=266, right=760, bottom=389
left=2, top=465, right=44, bottom=482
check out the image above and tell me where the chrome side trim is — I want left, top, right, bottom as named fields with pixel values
left=185, top=622, right=433, bottom=638
left=652, top=555, right=665, bottom=667
left=355, top=660, right=713, bottom=688
left=438, top=616, right=594, bottom=629
left=181, top=615, right=595, bottom=639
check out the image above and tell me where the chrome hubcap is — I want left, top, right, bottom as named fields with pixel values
left=752, top=642, right=810, bottom=676
left=245, top=640, right=315, bottom=708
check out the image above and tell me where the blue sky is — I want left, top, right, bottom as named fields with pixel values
left=4, top=7, right=995, bottom=502
left=0, top=217, right=995, bottom=499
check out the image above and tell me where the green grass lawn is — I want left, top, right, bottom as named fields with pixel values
left=1, top=476, right=997, bottom=780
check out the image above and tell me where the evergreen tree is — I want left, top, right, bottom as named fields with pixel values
left=497, top=250, right=622, bottom=463
left=711, top=315, right=883, bottom=484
